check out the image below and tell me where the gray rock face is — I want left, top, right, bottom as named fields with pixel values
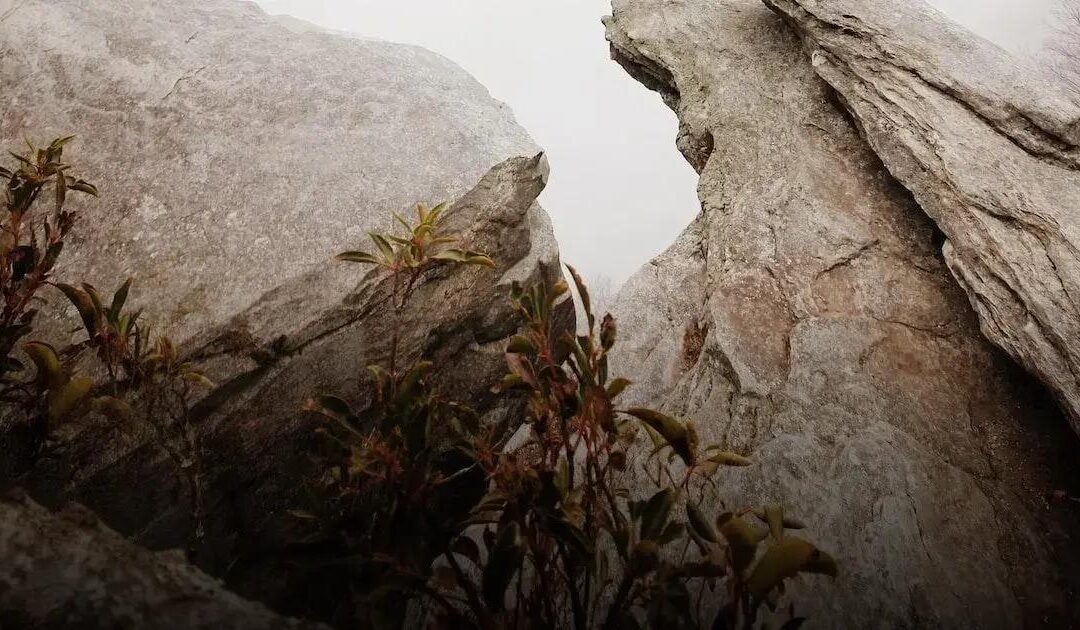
left=0, top=0, right=539, bottom=343
left=0, top=491, right=326, bottom=630
left=0, top=0, right=564, bottom=600
left=605, top=0, right=1080, bottom=627
left=763, top=0, right=1080, bottom=436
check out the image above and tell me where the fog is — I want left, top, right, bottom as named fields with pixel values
left=256, top=0, right=1061, bottom=285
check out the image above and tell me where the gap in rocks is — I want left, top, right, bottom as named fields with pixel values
left=254, top=0, right=701, bottom=294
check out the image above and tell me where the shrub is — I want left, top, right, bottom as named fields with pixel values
left=0, top=137, right=837, bottom=626
left=0, top=138, right=211, bottom=548
left=1, top=137, right=98, bottom=466
left=301, top=208, right=837, bottom=629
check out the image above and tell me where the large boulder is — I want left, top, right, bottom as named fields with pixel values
left=605, top=0, right=1080, bottom=627
left=764, top=0, right=1080, bottom=436
left=0, top=0, right=564, bottom=604
left=0, top=0, right=540, bottom=344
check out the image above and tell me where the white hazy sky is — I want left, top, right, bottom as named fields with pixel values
left=256, top=0, right=1060, bottom=285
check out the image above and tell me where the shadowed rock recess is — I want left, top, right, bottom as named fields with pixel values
left=606, top=0, right=1080, bottom=627
left=1, top=0, right=565, bottom=615
left=0, top=491, right=327, bottom=629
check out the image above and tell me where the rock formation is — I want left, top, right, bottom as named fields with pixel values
left=0, top=490, right=326, bottom=629
left=3, top=0, right=1079, bottom=626
left=0, top=0, right=542, bottom=344
left=764, top=0, right=1080, bottom=439
left=605, top=0, right=1080, bottom=627
left=1, top=0, right=565, bottom=610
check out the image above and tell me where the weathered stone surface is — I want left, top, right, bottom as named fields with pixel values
left=15, top=153, right=562, bottom=594
left=0, top=0, right=565, bottom=609
left=764, top=0, right=1080, bottom=437
left=605, top=0, right=1080, bottom=627
left=0, top=0, right=539, bottom=343
left=0, top=490, right=326, bottom=629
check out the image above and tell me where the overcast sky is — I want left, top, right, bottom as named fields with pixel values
left=256, top=0, right=1060, bottom=285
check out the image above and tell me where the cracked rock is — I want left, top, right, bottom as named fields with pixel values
left=605, top=0, right=1080, bottom=626
left=764, top=0, right=1080, bottom=439
left=1, top=0, right=566, bottom=614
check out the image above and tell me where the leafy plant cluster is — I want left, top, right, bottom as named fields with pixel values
left=301, top=208, right=838, bottom=628
left=0, top=136, right=837, bottom=627
left=0, top=138, right=211, bottom=546
left=1, top=137, right=97, bottom=424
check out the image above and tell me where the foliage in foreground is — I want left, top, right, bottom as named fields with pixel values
left=0, top=138, right=212, bottom=546
left=301, top=207, right=837, bottom=628
left=0, top=136, right=836, bottom=628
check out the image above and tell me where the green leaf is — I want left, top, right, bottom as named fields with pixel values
left=24, top=341, right=64, bottom=389
left=56, top=283, right=99, bottom=336
left=606, top=377, right=632, bottom=399
left=720, top=516, right=766, bottom=574
left=428, top=201, right=448, bottom=223
left=336, top=251, right=382, bottom=265
left=624, top=408, right=694, bottom=466
left=565, top=263, right=593, bottom=330
left=505, top=334, right=536, bottom=355
left=482, top=523, right=524, bottom=611
left=639, top=488, right=676, bottom=541
left=747, top=537, right=837, bottom=602
left=465, top=254, right=496, bottom=268
left=92, top=395, right=133, bottom=422
left=68, top=179, right=98, bottom=196
left=392, top=212, right=412, bottom=233
left=304, top=395, right=362, bottom=436
left=656, top=521, right=686, bottom=546
left=47, top=376, right=93, bottom=424
left=82, top=284, right=105, bottom=318
left=687, top=504, right=719, bottom=543
left=110, top=278, right=132, bottom=320
left=549, top=517, right=593, bottom=559
left=368, top=232, right=395, bottom=259
left=431, top=249, right=495, bottom=268
left=182, top=371, right=215, bottom=388
left=8, top=151, right=31, bottom=166
left=431, top=249, right=467, bottom=263
left=42, top=241, right=64, bottom=272
left=492, top=373, right=527, bottom=394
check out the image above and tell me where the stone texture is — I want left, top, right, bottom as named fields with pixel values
left=764, top=0, right=1080, bottom=437
left=0, top=0, right=539, bottom=343
left=14, top=154, right=563, bottom=601
left=605, top=0, right=1080, bottom=627
left=0, top=0, right=566, bottom=611
left=0, top=490, right=327, bottom=629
